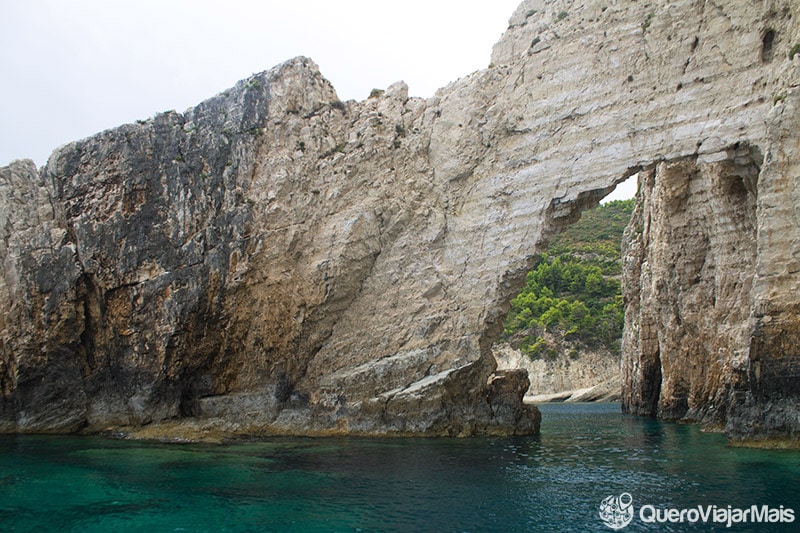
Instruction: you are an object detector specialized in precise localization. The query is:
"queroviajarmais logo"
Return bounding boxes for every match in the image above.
[599,492,634,529]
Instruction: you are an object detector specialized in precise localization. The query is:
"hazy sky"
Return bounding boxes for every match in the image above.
[0,0,635,201]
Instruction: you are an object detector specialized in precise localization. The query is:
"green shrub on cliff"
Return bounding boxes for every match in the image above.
[503,199,634,356]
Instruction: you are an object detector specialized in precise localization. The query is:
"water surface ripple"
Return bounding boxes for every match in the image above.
[1,404,797,531]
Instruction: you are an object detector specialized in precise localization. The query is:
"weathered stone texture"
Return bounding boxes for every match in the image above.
[1,0,799,443]
[494,342,621,401]
[622,93,800,446]
[622,152,760,423]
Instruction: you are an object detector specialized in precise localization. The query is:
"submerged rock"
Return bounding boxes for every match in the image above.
[1,0,799,444]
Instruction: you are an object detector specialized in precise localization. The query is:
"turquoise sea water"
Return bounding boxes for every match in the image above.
[1,403,798,532]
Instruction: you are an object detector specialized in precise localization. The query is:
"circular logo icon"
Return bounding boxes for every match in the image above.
[599,492,634,529]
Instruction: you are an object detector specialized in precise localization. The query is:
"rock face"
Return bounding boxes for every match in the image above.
[622,105,800,446]
[0,60,542,438]
[1,0,799,443]
[494,343,621,402]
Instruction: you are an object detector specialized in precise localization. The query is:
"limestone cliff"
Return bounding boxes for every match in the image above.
[622,100,800,446]
[494,343,621,402]
[1,0,799,444]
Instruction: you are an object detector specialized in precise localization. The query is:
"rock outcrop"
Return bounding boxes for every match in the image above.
[622,101,800,447]
[1,0,799,444]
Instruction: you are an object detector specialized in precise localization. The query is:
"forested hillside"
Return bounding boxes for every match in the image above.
[502,199,635,358]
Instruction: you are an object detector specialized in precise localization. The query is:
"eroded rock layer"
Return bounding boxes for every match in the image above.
[1,0,799,442]
[622,105,800,446]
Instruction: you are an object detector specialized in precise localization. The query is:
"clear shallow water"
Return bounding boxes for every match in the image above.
[0,403,797,532]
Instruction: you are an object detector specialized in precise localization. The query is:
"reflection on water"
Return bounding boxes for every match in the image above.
[0,404,797,532]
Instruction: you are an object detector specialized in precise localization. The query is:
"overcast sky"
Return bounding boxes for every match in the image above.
[0,0,635,201]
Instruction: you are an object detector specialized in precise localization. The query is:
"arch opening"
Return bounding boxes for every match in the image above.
[493,175,638,403]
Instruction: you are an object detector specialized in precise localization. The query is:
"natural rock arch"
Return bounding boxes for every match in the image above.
[1,0,799,445]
